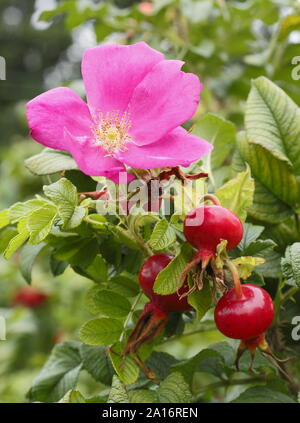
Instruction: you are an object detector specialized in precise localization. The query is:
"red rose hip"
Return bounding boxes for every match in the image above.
[214,284,274,340]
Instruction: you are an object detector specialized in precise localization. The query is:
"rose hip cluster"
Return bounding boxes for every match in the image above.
[125,196,276,374]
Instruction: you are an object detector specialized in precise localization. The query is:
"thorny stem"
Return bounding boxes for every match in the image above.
[225,259,243,298]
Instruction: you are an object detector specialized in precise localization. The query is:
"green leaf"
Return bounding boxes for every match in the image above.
[148,218,177,251]
[145,352,179,380]
[85,254,108,283]
[27,205,57,244]
[28,342,82,403]
[246,77,300,174]
[232,387,296,403]
[43,178,78,228]
[153,243,194,295]
[80,344,114,385]
[0,228,18,254]
[232,256,265,279]
[59,390,86,403]
[66,206,87,229]
[237,223,264,251]
[0,209,10,229]
[157,372,192,403]
[188,279,212,320]
[80,318,123,346]
[20,243,45,284]
[25,148,78,176]
[109,275,140,298]
[281,243,300,287]
[110,225,139,250]
[215,166,254,222]
[9,199,47,223]
[109,342,139,386]
[194,113,236,169]
[3,218,29,259]
[107,376,129,403]
[128,389,158,403]
[241,239,276,257]
[89,289,131,318]
[171,349,223,385]
[256,251,282,278]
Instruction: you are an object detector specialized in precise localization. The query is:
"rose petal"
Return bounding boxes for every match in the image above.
[26,87,92,151]
[82,42,164,115]
[116,126,213,168]
[127,60,202,146]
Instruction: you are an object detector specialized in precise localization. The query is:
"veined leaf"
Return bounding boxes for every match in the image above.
[28,342,82,403]
[281,243,300,287]
[3,218,30,259]
[107,376,129,403]
[27,205,57,244]
[89,289,131,318]
[246,76,300,173]
[25,148,78,176]
[153,243,194,295]
[44,178,78,228]
[215,166,254,222]
[80,318,123,346]
[148,218,176,251]
[109,342,139,386]
[157,372,192,403]
[9,199,47,224]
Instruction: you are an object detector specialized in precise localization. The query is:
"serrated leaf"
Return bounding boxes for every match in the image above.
[241,239,276,257]
[145,352,179,380]
[9,199,47,224]
[80,344,114,385]
[20,243,45,284]
[232,387,296,403]
[215,166,254,222]
[25,148,78,175]
[157,372,192,403]
[27,205,57,244]
[28,342,82,403]
[237,223,265,251]
[109,275,140,298]
[0,228,18,254]
[107,376,129,403]
[90,289,131,318]
[0,209,10,229]
[80,318,123,346]
[237,132,295,223]
[148,218,176,250]
[3,218,29,259]
[232,256,265,279]
[246,77,300,174]
[128,389,158,403]
[153,243,194,295]
[109,342,139,386]
[281,243,300,287]
[44,178,78,228]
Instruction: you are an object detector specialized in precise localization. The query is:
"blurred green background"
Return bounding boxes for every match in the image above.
[1,0,300,402]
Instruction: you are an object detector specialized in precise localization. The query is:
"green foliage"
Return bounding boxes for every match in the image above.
[79,318,123,346]
[281,243,300,287]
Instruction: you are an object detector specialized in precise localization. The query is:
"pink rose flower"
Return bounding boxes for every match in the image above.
[26,42,212,182]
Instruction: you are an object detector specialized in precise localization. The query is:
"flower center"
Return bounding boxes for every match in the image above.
[92,111,131,155]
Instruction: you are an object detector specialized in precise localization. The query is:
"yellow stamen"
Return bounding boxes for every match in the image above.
[91,110,131,155]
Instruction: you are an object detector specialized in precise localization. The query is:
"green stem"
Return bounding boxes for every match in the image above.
[225,259,243,298]
[119,291,144,343]
[192,376,269,402]
[159,323,216,345]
